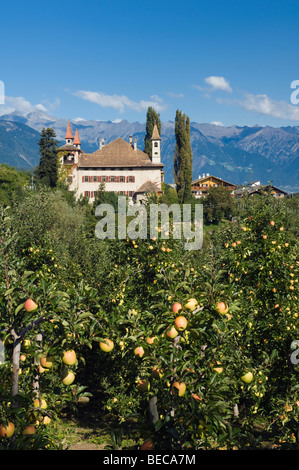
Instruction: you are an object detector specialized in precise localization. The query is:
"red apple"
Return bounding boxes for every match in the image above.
[172,302,182,314]
[174,315,188,331]
[270,220,275,226]
[140,439,154,450]
[24,299,37,312]
[62,350,77,366]
[216,301,229,314]
[134,346,145,358]
[0,422,15,438]
[146,336,157,345]
[23,425,36,435]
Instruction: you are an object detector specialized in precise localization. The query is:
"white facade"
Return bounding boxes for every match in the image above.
[58,122,164,203]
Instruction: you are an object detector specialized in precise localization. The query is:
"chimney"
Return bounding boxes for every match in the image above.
[100,138,105,149]
[129,135,133,145]
[134,138,137,151]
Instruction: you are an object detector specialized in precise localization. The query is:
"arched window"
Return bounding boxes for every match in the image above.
[154,142,158,147]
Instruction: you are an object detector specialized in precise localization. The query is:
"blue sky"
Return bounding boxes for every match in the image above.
[1,0,299,127]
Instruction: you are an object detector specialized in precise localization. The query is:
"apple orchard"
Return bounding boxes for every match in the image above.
[0,188,298,450]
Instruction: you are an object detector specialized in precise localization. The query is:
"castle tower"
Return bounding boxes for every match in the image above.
[73,129,81,149]
[65,120,74,145]
[151,121,161,164]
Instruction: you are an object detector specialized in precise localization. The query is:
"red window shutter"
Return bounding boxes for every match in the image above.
[98,176,101,182]
[88,176,92,182]
[82,176,84,183]
[126,176,129,183]
[133,176,135,183]
[91,191,94,198]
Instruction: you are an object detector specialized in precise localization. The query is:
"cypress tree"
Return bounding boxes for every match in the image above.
[173,110,193,203]
[144,107,161,158]
[35,128,58,188]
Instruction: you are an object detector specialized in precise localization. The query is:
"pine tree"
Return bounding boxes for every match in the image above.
[144,107,161,158]
[35,128,58,188]
[173,110,193,203]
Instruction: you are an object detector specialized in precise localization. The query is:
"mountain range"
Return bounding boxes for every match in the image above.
[0,111,298,192]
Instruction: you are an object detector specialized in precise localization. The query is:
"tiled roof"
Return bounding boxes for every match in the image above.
[135,179,160,193]
[191,175,237,187]
[57,144,80,152]
[73,129,81,145]
[78,137,164,168]
[65,121,73,139]
[151,122,161,140]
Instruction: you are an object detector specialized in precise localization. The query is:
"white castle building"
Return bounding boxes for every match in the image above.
[58,121,164,203]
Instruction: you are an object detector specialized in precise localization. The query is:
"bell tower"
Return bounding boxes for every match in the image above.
[151,121,161,164]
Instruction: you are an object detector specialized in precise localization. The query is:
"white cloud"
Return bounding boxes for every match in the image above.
[73,90,167,114]
[238,92,299,121]
[0,96,49,116]
[204,76,232,93]
[194,76,232,94]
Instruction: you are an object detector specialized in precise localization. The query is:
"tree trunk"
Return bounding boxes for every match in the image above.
[33,333,42,398]
[11,332,21,401]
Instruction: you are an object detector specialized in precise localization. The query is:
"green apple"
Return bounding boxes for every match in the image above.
[241,371,253,384]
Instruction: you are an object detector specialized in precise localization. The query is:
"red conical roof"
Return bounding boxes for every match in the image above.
[73,129,81,145]
[65,121,74,139]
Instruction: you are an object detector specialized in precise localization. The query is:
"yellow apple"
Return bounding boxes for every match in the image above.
[99,339,114,352]
[62,350,77,366]
[184,298,198,311]
[61,369,75,386]
[33,398,47,409]
[166,325,179,340]
[172,381,186,397]
[40,355,54,369]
